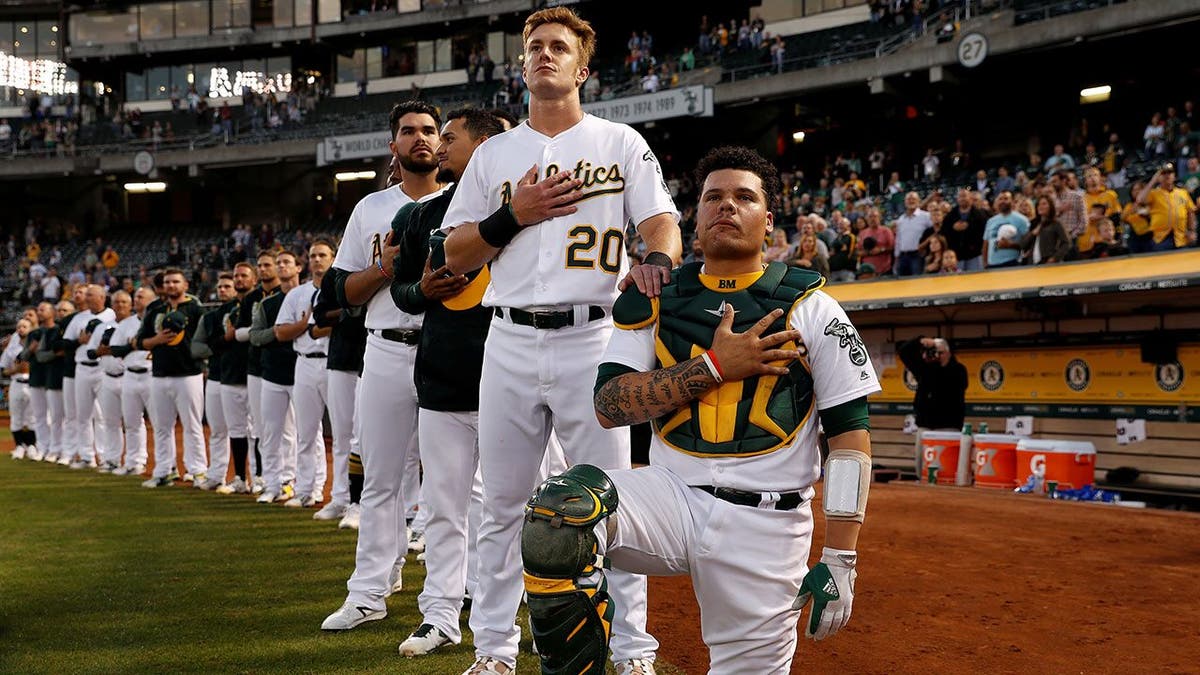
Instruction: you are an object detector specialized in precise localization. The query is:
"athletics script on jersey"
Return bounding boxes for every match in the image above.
[500,160,626,208]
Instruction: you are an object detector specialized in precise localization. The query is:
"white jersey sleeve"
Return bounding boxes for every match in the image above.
[0,332,20,370]
[63,311,89,341]
[621,132,679,228]
[441,146,491,232]
[276,284,311,326]
[601,325,656,373]
[790,291,881,409]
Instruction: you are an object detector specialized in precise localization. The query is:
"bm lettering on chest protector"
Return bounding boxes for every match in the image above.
[618,263,824,457]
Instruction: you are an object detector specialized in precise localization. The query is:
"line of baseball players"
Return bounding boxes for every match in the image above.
[3,252,428,543]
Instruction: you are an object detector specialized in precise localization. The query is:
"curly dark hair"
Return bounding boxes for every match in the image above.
[388,100,442,140]
[693,145,781,211]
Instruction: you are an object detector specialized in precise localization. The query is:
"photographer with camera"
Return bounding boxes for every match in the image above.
[1137,162,1197,251]
[898,335,968,473]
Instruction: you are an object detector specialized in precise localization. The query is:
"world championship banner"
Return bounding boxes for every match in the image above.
[877,345,1199,407]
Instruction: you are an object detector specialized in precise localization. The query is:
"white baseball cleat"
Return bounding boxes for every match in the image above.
[216,477,250,495]
[384,562,403,597]
[12,446,26,460]
[251,477,265,494]
[96,461,119,474]
[256,491,278,504]
[408,529,426,554]
[26,447,43,461]
[284,494,319,508]
[398,623,453,657]
[461,656,513,675]
[56,455,71,466]
[313,502,347,521]
[338,503,361,530]
[614,658,657,675]
[320,601,386,631]
[275,484,295,503]
[199,477,224,490]
[113,463,146,477]
[141,475,172,488]
[182,473,195,482]
[68,460,91,470]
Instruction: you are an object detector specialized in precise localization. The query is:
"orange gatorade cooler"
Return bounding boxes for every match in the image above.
[1015,439,1097,490]
[920,431,962,485]
[973,434,1019,489]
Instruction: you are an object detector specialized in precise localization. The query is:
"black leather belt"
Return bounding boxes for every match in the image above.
[80,360,100,367]
[495,306,606,330]
[370,329,421,345]
[694,485,806,511]
[105,372,123,378]
[13,376,28,383]
[300,352,327,359]
[127,367,149,374]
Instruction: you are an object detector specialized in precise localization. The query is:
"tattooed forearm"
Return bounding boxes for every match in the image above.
[595,358,718,427]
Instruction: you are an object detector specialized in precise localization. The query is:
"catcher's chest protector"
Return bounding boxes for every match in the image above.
[654,262,823,458]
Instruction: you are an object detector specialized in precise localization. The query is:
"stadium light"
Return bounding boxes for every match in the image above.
[1080,85,1111,104]
[334,171,377,182]
[792,131,806,143]
[124,182,167,193]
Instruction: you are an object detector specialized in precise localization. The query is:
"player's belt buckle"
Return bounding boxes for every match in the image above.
[695,485,805,511]
[531,311,568,329]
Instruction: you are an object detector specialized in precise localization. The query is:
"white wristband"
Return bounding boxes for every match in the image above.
[700,351,723,383]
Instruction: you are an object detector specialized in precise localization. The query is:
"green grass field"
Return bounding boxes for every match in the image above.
[0,438,555,675]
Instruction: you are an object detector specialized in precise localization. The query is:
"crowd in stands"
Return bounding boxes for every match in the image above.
[4,221,334,311]
[625,100,1199,284]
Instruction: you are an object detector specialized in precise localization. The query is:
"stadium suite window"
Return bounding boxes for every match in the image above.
[336,51,363,83]
[174,1,210,37]
[213,0,252,29]
[126,72,148,101]
[139,3,174,40]
[148,66,170,99]
[317,0,340,24]
[70,11,138,45]
[0,23,12,54]
[38,20,57,58]
[12,23,31,57]
[275,0,313,27]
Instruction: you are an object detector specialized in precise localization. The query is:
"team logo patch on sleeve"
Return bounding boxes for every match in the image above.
[823,318,867,366]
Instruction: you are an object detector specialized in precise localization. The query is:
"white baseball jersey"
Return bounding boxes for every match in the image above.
[82,318,121,376]
[112,315,151,371]
[0,331,23,371]
[602,288,880,491]
[277,280,328,356]
[65,308,116,363]
[442,114,679,310]
[333,184,446,331]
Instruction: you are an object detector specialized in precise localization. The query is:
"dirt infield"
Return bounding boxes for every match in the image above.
[647,482,1200,674]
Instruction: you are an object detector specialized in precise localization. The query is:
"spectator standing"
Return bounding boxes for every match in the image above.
[763,229,793,263]
[1102,133,1125,174]
[897,189,931,276]
[1137,163,1197,251]
[790,232,830,278]
[1050,168,1087,238]
[858,209,894,275]
[921,148,940,182]
[1042,144,1075,173]
[923,234,948,273]
[943,188,987,271]
[1021,197,1071,265]
[102,246,120,272]
[41,267,62,301]
[1083,172,1120,220]
[982,191,1029,268]
[1121,180,1153,253]
[827,216,858,282]
[1144,113,1166,158]
[898,335,968,474]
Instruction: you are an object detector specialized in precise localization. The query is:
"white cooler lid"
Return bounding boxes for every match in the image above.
[1016,439,1096,454]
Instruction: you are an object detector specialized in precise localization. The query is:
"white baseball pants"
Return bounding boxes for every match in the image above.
[98,374,126,466]
[292,357,329,500]
[259,379,297,494]
[148,374,206,479]
[204,381,230,483]
[345,335,419,609]
[470,317,655,667]
[47,388,65,457]
[601,465,815,675]
[247,375,262,476]
[28,387,51,456]
[220,384,250,479]
[415,408,484,643]
[120,371,151,470]
[75,365,112,464]
[9,380,32,432]
[325,369,359,506]
[62,376,78,460]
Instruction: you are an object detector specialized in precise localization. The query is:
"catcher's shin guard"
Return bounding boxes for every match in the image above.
[522,464,619,675]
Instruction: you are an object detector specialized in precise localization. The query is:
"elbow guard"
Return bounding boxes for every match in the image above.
[823,449,871,523]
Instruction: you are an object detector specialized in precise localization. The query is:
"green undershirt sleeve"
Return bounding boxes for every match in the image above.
[818,396,871,438]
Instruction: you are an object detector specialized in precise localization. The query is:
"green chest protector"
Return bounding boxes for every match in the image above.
[614,261,824,458]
